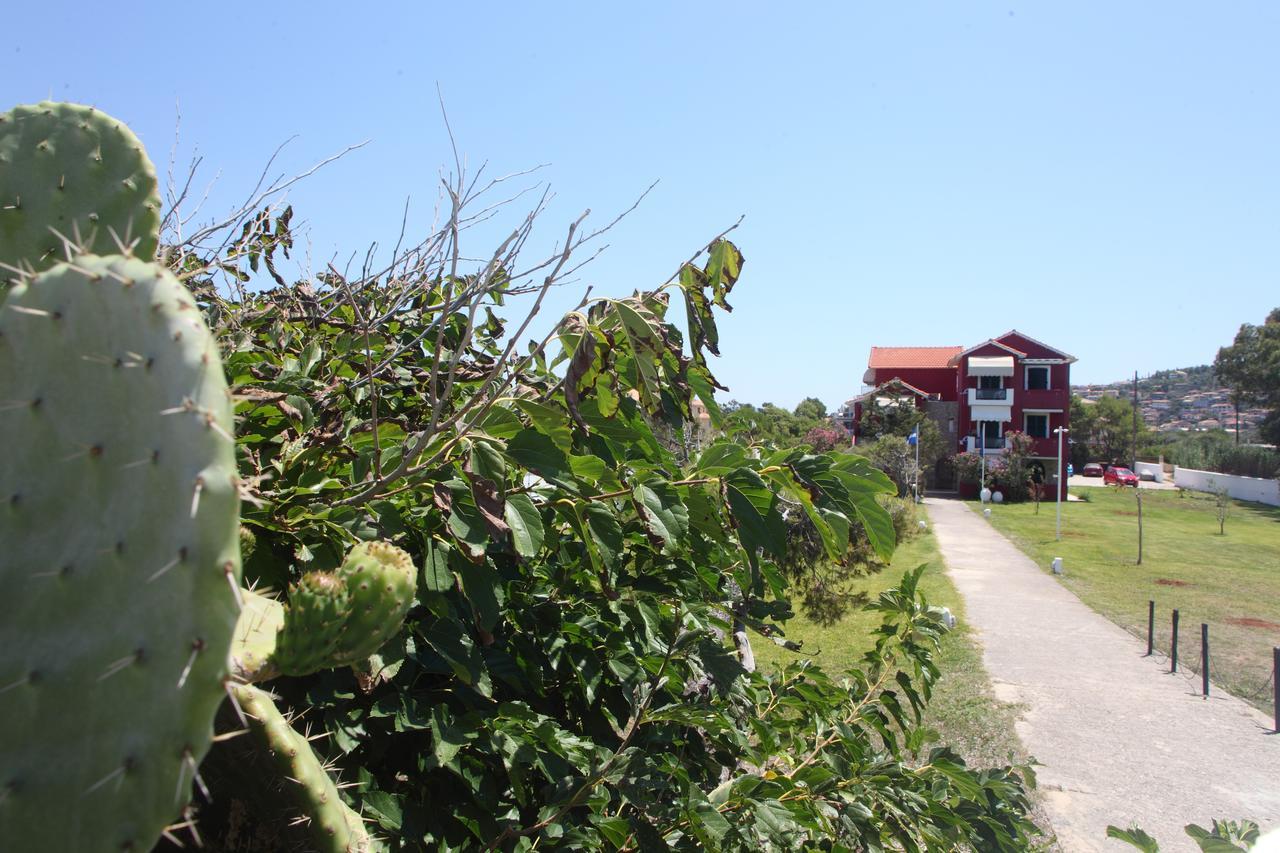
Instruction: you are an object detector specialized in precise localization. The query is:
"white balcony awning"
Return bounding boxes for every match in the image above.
[968,356,1014,377]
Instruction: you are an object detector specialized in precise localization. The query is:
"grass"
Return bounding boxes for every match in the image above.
[975,486,1280,714]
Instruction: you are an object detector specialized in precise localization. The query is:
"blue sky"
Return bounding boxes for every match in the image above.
[6,2,1278,410]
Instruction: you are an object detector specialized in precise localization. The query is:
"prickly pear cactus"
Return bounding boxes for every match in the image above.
[230,587,285,682]
[233,684,370,853]
[0,255,240,850]
[0,103,161,284]
[332,541,417,665]
[230,543,416,682]
[274,571,350,676]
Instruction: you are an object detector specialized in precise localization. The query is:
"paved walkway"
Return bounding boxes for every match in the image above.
[923,497,1280,852]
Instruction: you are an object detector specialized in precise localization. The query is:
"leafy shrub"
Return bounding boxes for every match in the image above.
[143,150,1037,849]
[953,451,985,486]
[880,495,922,544]
[1161,432,1280,479]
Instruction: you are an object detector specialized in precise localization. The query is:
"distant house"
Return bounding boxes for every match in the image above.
[849,330,1076,496]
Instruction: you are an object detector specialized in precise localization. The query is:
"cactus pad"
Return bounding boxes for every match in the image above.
[331,541,417,666]
[274,571,350,676]
[233,684,370,853]
[230,588,285,682]
[0,255,240,850]
[0,103,161,283]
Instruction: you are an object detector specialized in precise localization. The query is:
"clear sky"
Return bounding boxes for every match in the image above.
[5,2,1278,410]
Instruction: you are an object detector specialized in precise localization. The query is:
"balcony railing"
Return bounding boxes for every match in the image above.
[965,436,1009,452]
[974,388,1009,401]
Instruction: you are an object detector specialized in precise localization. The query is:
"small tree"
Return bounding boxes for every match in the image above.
[1215,487,1231,535]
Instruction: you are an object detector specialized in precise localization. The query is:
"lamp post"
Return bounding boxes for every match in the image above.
[1054,426,1069,540]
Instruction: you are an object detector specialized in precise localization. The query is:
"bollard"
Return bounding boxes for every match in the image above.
[1171,609,1180,673]
[1152,596,1162,655]
[1201,623,1209,697]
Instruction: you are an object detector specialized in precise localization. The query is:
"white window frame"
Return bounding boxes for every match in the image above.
[1025,365,1051,391]
[1024,412,1050,439]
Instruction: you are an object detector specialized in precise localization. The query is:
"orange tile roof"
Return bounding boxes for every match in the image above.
[867,346,963,369]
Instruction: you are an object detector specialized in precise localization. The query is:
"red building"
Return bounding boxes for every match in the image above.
[840,331,1076,497]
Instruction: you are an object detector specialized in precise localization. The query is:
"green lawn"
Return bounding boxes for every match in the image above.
[975,487,1280,714]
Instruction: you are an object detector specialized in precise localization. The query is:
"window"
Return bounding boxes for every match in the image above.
[978,375,1002,390]
[1025,413,1049,438]
[1026,366,1050,390]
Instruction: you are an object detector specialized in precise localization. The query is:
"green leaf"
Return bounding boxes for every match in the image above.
[694,441,748,476]
[688,369,724,427]
[1106,826,1161,852]
[515,399,573,452]
[467,439,507,483]
[478,405,524,440]
[503,493,544,558]
[724,467,785,559]
[1185,821,1257,852]
[583,502,623,568]
[594,376,619,417]
[421,539,455,593]
[505,429,573,485]
[569,454,608,484]
[455,560,502,633]
[632,480,689,554]
[436,479,490,561]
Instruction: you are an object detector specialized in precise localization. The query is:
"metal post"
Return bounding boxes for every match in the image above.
[1171,609,1180,673]
[979,419,986,492]
[1146,600,1154,656]
[1201,624,1210,696]
[1054,426,1068,541]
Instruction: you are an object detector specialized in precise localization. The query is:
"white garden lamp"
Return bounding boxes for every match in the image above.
[1054,426,1069,541]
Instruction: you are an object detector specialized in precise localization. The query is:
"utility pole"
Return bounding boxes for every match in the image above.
[1132,370,1139,472]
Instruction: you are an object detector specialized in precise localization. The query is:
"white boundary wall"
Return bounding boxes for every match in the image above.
[1134,461,1164,483]
[1173,466,1280,506]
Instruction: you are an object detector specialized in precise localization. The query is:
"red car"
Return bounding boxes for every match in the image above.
[1104,466,1139,487]
[1082,462,1104,477]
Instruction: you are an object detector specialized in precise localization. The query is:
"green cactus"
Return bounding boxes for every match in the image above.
[331,540,417,665]
[232,683,370,853]
[230,587,285,682]
[274,571,351,676]
[0,255,240,850]
[230,542,417,681]
[0,103,161,286]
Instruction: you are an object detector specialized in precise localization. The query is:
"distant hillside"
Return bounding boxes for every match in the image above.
[1072,365,1265,437]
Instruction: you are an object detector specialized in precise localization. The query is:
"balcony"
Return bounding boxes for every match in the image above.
[968,387,1012,404]
[967,387,1014,422]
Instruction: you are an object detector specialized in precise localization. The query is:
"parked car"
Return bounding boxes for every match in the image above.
[1082,462,1104,477]
[1104,466,1139,487]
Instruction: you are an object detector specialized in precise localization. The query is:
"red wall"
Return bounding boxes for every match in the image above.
[867,367,959,401]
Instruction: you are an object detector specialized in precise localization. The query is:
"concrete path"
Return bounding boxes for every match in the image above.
[923,496,1280,852]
